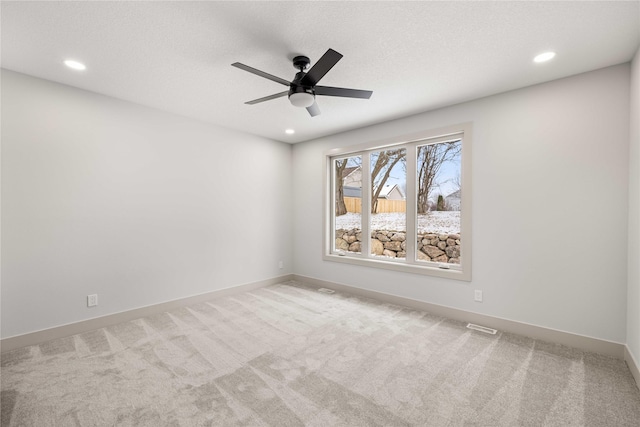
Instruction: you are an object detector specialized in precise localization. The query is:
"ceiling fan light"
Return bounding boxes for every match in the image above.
[289,92,315,108]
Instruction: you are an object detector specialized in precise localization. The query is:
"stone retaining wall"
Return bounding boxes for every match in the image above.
[335,228,461,264]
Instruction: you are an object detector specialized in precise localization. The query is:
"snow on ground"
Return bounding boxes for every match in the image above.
[335,211,460,235]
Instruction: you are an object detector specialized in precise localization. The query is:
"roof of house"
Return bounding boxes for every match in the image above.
[445,190,461,199]
[378,184,404,199]
[344,186,362,198]
[342,166,360,179]
[343,184,405,199]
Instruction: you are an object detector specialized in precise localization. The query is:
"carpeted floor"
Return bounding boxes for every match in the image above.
[1,280,639,426]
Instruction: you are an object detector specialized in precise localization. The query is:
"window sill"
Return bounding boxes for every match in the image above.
[323,252,471,281]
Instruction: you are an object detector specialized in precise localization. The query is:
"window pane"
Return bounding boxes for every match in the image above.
[334,156,362,254]
[416,140,462,264]
[370,148,406,259]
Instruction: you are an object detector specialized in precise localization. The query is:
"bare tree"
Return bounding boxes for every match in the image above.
[335,159,348,216]
[452,173,461,193]
[441,172,461,195]
[371,149,405,214]
[417,141,461,214]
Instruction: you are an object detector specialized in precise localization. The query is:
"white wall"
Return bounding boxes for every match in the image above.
[293,64,631,343]
[628,47,640,363]
[1,70,293,338]
[3,61,636,348]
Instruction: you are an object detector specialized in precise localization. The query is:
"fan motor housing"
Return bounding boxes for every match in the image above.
[292,55,310,71]
[288,81,314,104]
[289,71,314,96]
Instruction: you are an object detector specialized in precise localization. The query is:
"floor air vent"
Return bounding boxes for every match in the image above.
[466,323,497,335]
[317,288,335,294]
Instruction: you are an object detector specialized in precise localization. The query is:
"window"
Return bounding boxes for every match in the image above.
[324,123,471,281]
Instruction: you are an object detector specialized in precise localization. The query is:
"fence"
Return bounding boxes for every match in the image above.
[344,197,406,214]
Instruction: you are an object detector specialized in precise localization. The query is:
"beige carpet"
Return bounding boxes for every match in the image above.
[2,280,639,426]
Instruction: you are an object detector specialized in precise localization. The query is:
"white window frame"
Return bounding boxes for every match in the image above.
[323,123,472,281]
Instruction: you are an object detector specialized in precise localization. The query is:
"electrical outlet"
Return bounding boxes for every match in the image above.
[87,294,98,307]
[474,290,483,302]
[278,260,283,269]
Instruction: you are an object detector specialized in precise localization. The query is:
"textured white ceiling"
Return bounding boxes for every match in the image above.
[2,1,639,143]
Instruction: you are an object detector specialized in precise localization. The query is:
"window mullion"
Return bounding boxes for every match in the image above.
[405,144,417,264]
[361,151,371,258]
[329,158,336,255]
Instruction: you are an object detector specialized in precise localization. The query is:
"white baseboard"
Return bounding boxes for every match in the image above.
[625,345,640,391]
[2,273,629,366]
[293,274,625,359]
[1,274,294,353]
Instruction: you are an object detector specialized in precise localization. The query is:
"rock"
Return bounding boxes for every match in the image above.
[446,238,456,247]
[384,241,402,251]
[449,234,460,240]
[397,251,406,258]
[430,238,439,246]
[382,249,397,258]
[376,233,390,242]
[437,241,447,250]
[422,245,445,258]
[371,239,384,255]
[439,234,449,241]
[417,251,430,261]
[391,232,406,241]
[335,238,349,251]
[449,257,460,264]
[445,246,460,258]
[433,254,448,263]
[356,232,363,241]
[424,234,437,239]
[344,235,357,244]
[401,240,407,250]
[349,242,361,252]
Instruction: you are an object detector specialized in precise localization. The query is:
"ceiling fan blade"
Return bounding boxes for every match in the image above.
[306,101,321,117]
[231,62,291,86]
[300,49,343,86]
[315,86,373,99]
[245,91,288,105]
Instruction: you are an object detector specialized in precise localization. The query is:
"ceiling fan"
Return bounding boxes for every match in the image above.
[231,48,373,117]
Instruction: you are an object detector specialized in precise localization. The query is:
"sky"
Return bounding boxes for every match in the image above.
[343,140,461,200]
[378,145,461,199]
[386,157,460,199]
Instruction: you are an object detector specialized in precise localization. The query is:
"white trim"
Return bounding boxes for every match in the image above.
[322,253,470,280]
[293,274,625,359]
[625,345,640,391]
[323,123,472,281]
[2,274,632,370]
[362,151,372,256]
[0,274,293,353]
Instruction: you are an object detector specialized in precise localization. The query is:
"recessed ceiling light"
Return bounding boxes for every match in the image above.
[533,52,556,63]
[285,129,295,135]
[64,59,86,71]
